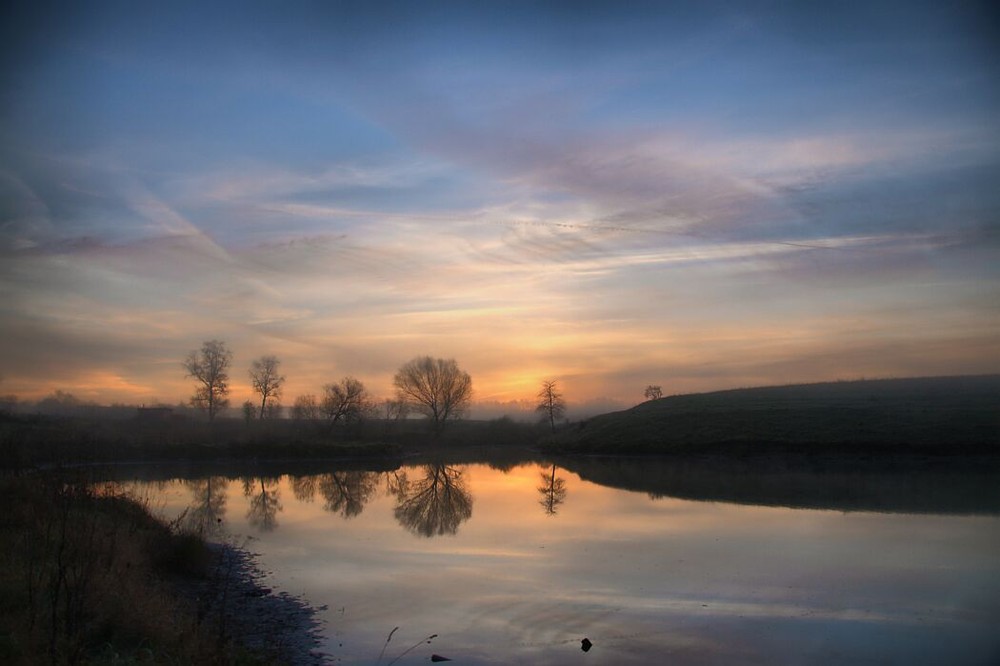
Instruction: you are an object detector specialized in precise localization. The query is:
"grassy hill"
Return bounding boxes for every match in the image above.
[542,375,1000,456]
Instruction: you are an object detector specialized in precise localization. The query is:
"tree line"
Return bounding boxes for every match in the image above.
[183,340,474,434]
[0,342,661,425]
[182,340,664,431]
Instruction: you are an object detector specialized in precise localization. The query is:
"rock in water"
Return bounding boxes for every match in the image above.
[581,638,593,652]
[430,655,452,662]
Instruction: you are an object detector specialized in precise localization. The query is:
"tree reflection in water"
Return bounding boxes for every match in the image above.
[394,464,473,537]
[242,476,282,531]
[318,472,379,518]
[290,471,385,518]
[537,464,567,515]
[183,477,228,536]
[291,475,318,503]
[383,470,410,503]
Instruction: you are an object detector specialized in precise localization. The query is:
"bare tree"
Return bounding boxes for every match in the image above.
[393,356,472,434]
[322,377,372,426]
[381,397,410,422]
[644,385,663,401]
[183,339,232,420]
[241,399,255,424]
[536,379,566,432]
[264,400,283,420]
[35,390,84,416]
[249,355,284,419]
[291,394,320,421]
[379,397,411,435]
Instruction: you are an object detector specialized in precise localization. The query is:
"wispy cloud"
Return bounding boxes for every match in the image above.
[0,1,997,404]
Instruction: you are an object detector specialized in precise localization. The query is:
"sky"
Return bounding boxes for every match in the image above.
[1,1,998,413]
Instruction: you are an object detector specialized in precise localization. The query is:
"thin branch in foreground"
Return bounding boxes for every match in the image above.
[376,626,399,665]
[386,632,438,665]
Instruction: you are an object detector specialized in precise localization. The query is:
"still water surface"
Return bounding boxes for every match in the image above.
[126,461,999,664]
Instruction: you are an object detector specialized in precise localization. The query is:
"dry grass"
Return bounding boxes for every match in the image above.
[0,474,268,665]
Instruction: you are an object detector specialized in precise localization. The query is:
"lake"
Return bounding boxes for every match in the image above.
[115,458,1000,664]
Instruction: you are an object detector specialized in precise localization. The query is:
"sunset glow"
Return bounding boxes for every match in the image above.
[1,2,997,412]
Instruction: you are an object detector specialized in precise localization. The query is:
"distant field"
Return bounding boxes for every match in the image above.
[542,375,1000,456]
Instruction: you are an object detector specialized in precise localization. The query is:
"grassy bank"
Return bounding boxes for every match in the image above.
[0,474,307,665]
[0,414,404,471]
[0,410,548,471]
[5,375,997,468]
[542,375,1000,456]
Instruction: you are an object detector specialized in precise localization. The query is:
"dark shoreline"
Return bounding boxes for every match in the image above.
[554,453,1000,515]
[196,543,328,665]
[0,474,330,665]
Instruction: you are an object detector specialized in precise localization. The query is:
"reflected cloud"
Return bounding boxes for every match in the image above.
[394,464,473,537]
[118,460,1000,664]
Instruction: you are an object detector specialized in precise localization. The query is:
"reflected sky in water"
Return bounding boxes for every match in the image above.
[140,462,1000,664]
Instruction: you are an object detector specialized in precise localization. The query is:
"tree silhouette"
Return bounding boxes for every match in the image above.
[183,339,232,420]
[644,385,663,400]
[241,400,255,424]
[263,400,283,419]
[393,357,472,434]
[35,390,84,416]
[394,464,473,536]
[537,464,568,515]
[242,476,282,532]
[322,377,372,428]
[291,394,320,421]
[249,355,285,419]
[379,398,410,435]
[536,380,566,432]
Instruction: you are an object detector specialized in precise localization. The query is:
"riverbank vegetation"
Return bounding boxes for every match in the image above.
[3,376,996,471]
[0,410,546,472]
[0,474,306,664]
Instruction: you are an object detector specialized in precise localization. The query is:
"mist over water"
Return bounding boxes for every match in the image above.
[122,460,1000,664]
